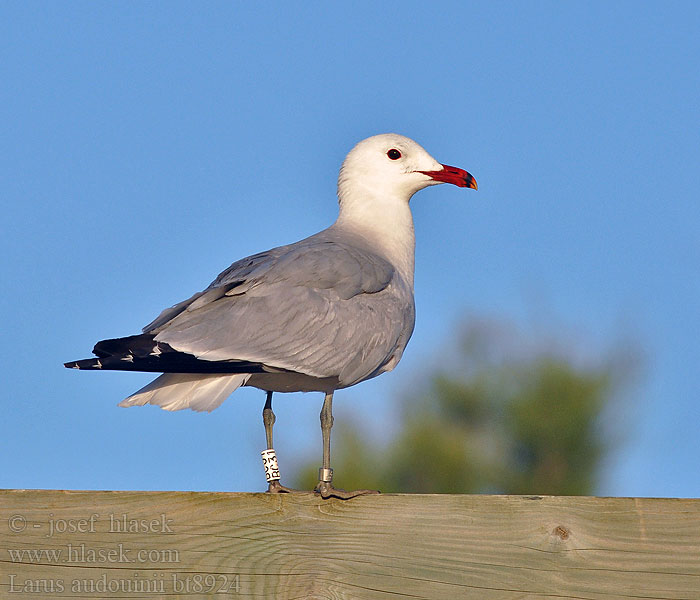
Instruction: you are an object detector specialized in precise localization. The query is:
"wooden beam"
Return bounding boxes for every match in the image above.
[1,490,698,598]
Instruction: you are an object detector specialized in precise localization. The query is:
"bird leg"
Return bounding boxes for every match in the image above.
[261,391,297,493]
[314,391,380,499]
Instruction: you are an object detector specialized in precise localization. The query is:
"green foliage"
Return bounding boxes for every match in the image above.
[295,319,631,495]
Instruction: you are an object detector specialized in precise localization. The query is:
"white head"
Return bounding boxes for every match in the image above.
[337,133,476,203]
[333,134,477,283]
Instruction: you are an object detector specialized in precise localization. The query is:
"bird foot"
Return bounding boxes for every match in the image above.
[314,481,380,500]
[266,480,301,494]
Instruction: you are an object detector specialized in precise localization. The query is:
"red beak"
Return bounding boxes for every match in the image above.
[418,164,477,190]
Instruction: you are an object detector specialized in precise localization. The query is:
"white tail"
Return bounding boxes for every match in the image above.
[119,373,250,412]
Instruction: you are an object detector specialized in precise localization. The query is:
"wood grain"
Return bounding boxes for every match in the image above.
[1,491,699,599]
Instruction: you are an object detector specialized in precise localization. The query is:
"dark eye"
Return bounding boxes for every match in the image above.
[387,149,402,160]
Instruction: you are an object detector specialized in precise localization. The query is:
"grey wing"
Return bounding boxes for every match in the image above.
[143,247,288,333]
[149,237,413,386]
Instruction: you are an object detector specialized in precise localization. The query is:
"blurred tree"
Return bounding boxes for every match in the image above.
[294,318,635,495]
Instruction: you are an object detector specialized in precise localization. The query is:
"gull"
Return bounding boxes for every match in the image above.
[65,133,477,499]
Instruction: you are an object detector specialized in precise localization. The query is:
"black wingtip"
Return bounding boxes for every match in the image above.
[64,358,102,370]
[64,350,271,374]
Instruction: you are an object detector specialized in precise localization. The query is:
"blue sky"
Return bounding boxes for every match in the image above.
[2,2,698,497]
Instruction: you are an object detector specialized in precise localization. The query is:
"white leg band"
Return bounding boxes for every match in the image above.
[261,448,281,482]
